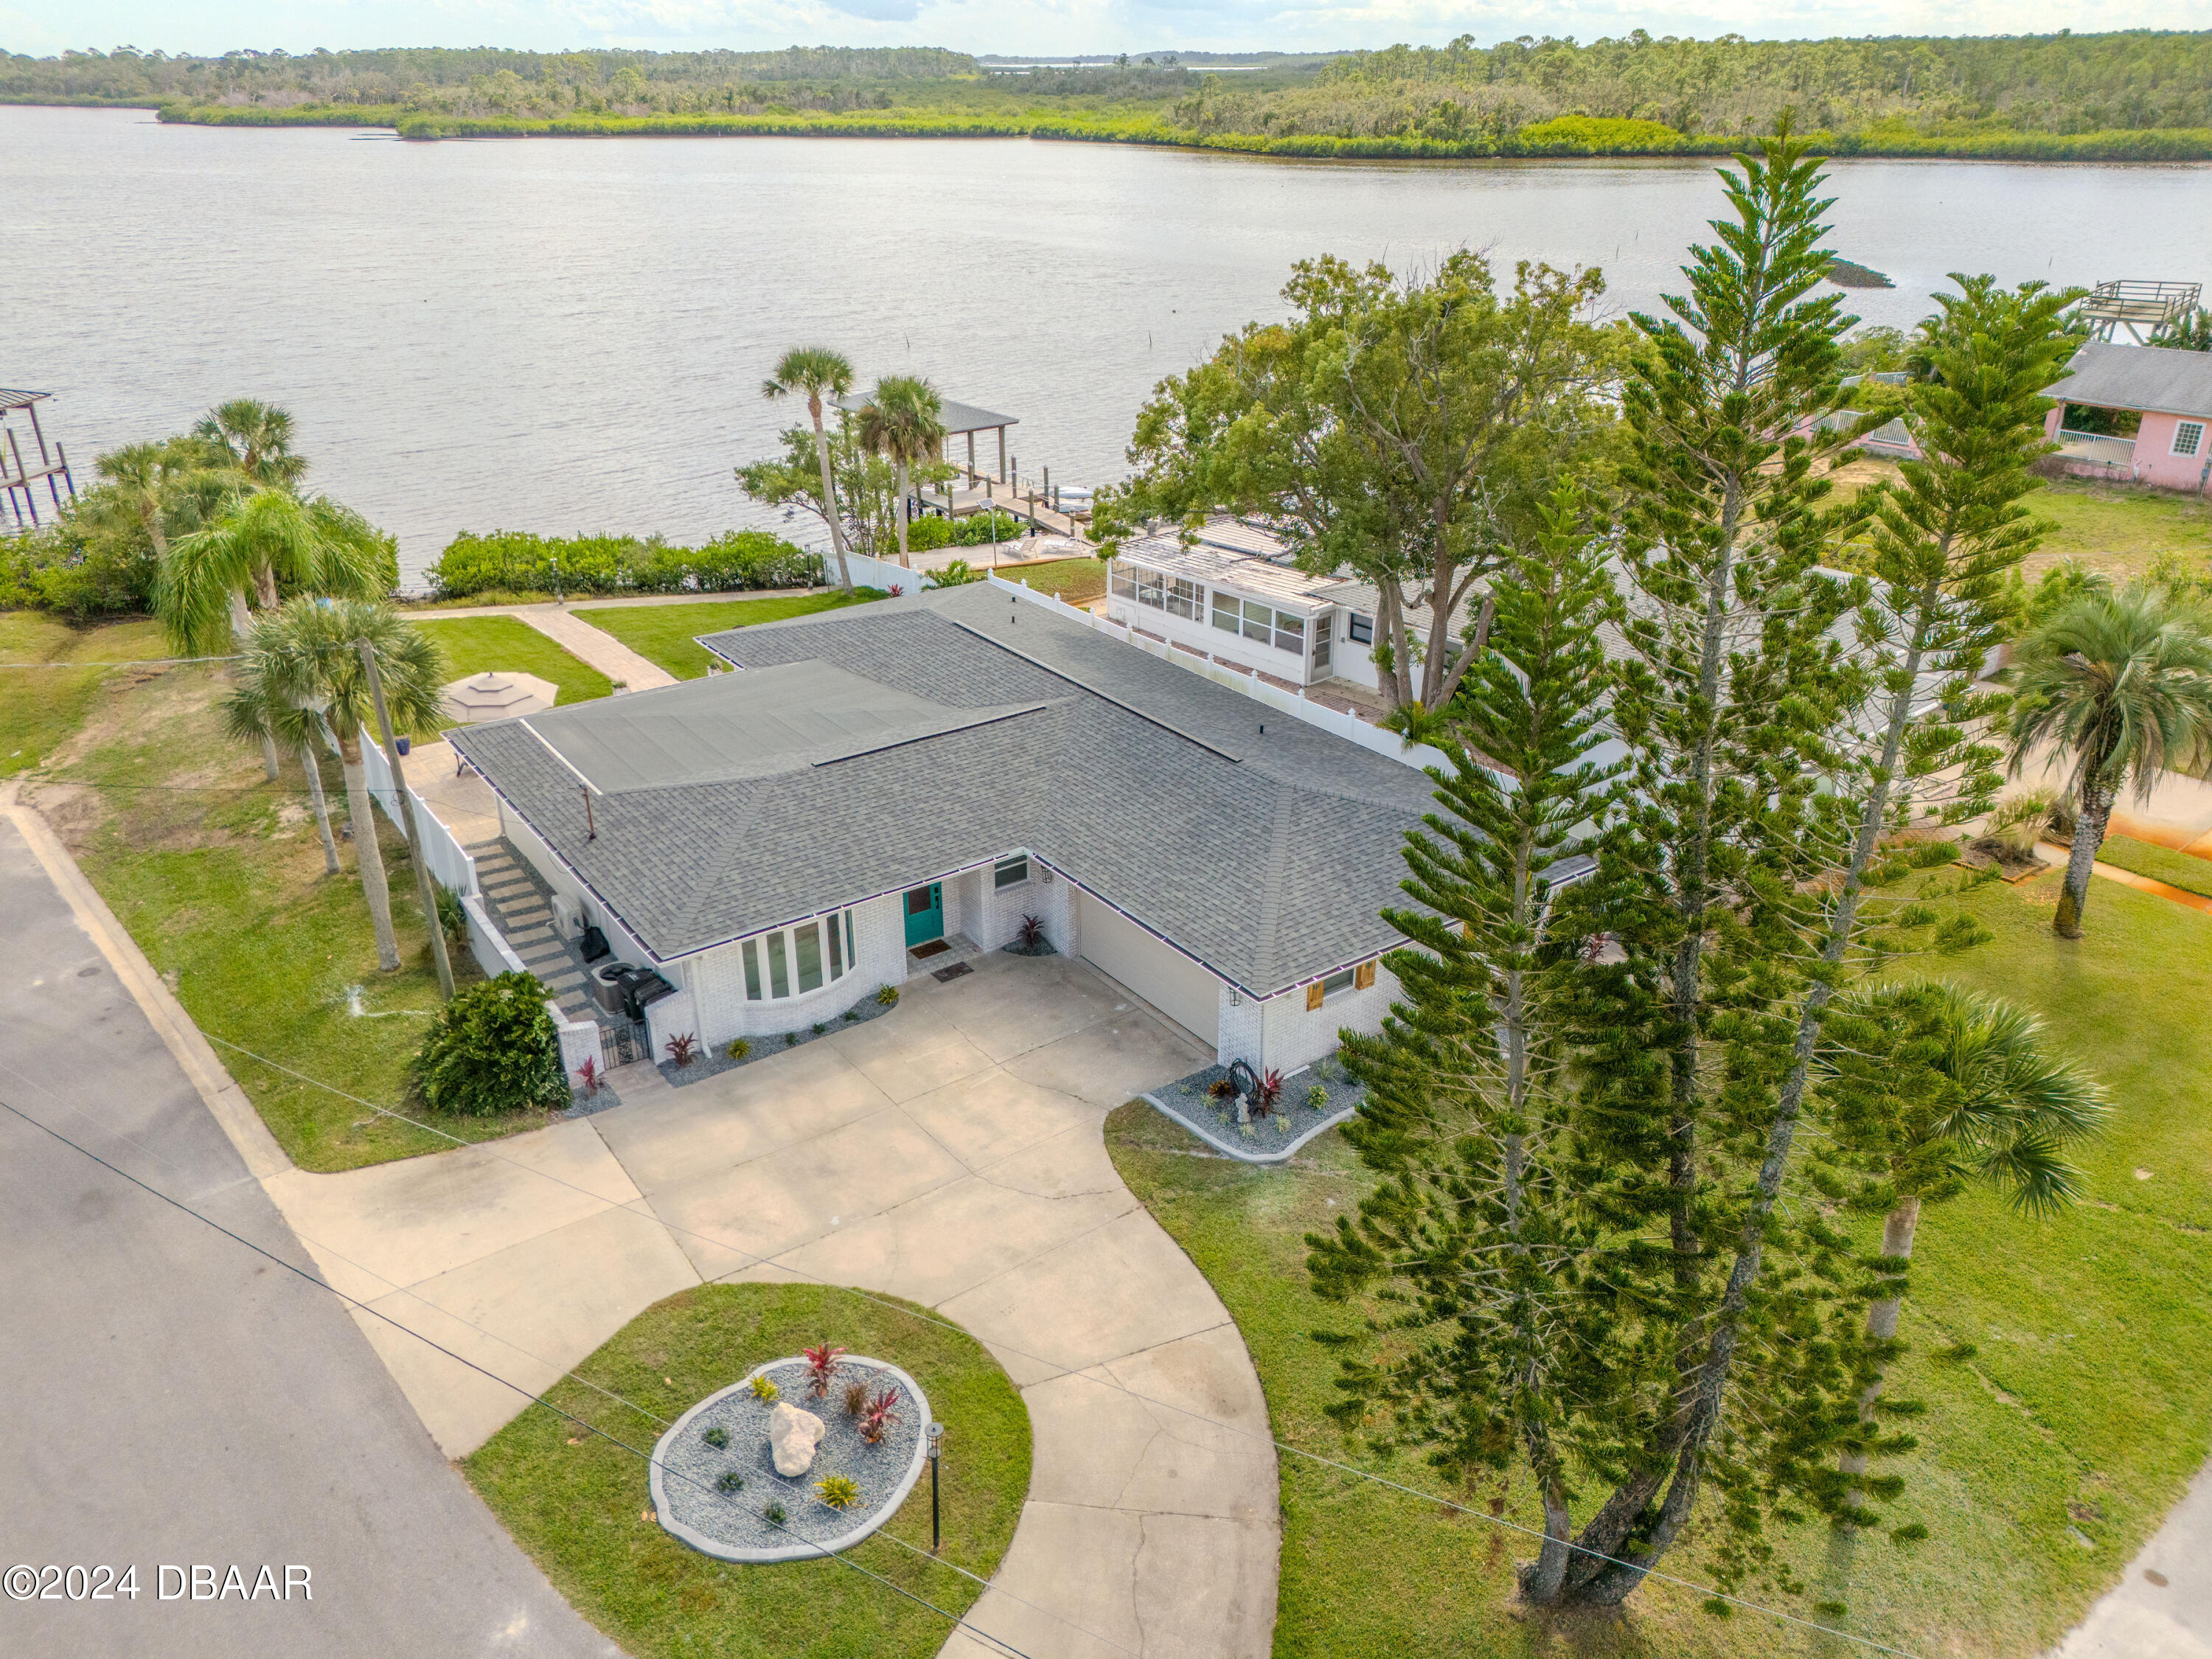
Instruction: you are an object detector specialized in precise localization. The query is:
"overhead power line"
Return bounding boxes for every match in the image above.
[198,1033,1935,1659]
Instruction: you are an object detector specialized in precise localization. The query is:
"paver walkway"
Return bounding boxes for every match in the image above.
[516,606,678,690]
[254,949,1279,1659]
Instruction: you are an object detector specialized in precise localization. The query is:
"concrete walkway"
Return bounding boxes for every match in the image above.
[248,949,1279,1659]
[511,607,678,691]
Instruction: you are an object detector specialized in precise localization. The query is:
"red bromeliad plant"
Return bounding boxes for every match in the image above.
[1251,1068,1285,1117]
[801,1341,847,1399]
[858,1386,902,1445]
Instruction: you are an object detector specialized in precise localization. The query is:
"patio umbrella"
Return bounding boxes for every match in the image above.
[439,670,557,726]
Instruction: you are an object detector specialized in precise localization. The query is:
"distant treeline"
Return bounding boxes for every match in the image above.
[13,32,2212,159]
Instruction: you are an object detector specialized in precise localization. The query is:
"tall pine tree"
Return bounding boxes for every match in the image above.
[1310,481,1622,1601]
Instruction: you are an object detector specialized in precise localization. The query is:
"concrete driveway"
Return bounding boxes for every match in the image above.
[261,949,1281,1659]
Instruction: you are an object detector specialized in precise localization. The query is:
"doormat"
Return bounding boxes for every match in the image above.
[909,939,952,960]
[931,961,973,983]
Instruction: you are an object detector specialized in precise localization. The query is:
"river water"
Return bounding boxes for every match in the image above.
[8,105,2209,589]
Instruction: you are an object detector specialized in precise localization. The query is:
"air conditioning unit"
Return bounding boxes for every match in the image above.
[552,894,583,939]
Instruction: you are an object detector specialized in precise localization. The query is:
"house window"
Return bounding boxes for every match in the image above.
[995,854,1029,889]
[844,910,858,973]
[1211,591,1240,634]
[1313,614,1332,670]
[793,922,824,993]
[1167,577,1200,620]
[766,931,790,998]
[2177,422,2207,458]
[1321,967,1355,999]
[828,913,844,978]
[1242,599,1273,644]
[1136,569,1166,608]
[1111,563,1137,599]
[742,938,762,1001]
[1347,611,1374,645]
[1273,611,1305,655]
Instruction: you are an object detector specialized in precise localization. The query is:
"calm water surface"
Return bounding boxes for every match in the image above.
[9,105,2209,588]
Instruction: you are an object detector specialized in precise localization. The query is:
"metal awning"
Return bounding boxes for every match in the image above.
[835,394,1017,435]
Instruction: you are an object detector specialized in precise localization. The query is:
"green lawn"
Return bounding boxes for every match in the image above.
[1105,865,2212,1658]
[467,1283,1031,1659]
[2030,480,2212,578]
[412,614,613,707]
[1,613,167,776]
[996,555,1108,608]
[574,592,877,680]
[10,615,560,1170]
[2089,831,2212,897]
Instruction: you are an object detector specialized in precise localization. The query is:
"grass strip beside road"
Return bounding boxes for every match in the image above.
[574,590,874,679]
[412,614,614,707]
[1105,866,2212,1658]
[467,1283,1030,1659]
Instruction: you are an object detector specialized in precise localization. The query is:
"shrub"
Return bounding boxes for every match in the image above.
[1987,790,2061,857]
[903,514,953,552]
[434,883,469,947]
[815,1475,861,1510]
[574,1055,601,1097]
[725,1037,751,1062]
[408,971,567,1116]
[425,528,821,601]
[664,1032,700,1067]
[875,984,900,1008]
[784,1032,799,1046]
[703,1425,729,1448]
[715,1470,744,1493]
[801,1341,846,1399]
[1306,1083,1329,1110]
[953,508,1020,546]
[842,1380,870,1416]
[811,1021,826,1035]
[763,1501,787,1526]
[748,1374,779,1402]
[1250,1068,1285,1119]
[929,557,983,588]
[1207,1077,1237,1099]
[1016,913,1046,950]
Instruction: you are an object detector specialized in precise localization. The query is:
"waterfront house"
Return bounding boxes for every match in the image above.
[1103,520,1481,700]
[2041,341,2212,493]
[448,581,1438,1079]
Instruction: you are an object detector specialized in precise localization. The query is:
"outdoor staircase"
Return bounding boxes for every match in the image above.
[467,838,597,1023]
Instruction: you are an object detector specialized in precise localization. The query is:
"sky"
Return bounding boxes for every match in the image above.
[4,1,2175,61]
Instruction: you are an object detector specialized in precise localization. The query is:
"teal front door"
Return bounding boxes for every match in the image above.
[903,883,944,947]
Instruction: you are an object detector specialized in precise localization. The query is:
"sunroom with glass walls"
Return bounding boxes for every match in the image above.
[680,891,907,1049]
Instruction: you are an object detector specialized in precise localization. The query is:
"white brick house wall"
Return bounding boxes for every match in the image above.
[672,892,906,1051]
[1211,957,1399,1078]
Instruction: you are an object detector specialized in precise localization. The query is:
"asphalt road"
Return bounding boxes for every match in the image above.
[0,815,619,1659]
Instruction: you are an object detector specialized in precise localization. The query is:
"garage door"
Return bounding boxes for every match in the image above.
[1077,891,1221,1050]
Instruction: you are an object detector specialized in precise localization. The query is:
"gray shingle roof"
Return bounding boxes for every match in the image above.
[451,583,1439,995]
[2044,341,2212,421]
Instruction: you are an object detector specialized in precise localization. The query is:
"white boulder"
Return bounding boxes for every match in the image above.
[768,1402,826,1476]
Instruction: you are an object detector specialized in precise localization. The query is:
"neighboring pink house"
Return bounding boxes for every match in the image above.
[2042,340,2212,494]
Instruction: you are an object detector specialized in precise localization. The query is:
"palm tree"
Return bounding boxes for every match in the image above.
[220,599,446,971]
[195,398,308,490]
[1824,979,2105,1502]
[2008,584,2212,936]
[224,663,343,877]
[762,348,856,596]
[156,488,393,653]
[854,375,946,568]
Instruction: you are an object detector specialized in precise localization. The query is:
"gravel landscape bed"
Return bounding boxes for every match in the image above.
[655,989,897,1088]
[1142,1051,1366,1164]
[650,1355,930,1563]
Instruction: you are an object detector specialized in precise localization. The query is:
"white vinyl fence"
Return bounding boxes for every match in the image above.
[358,737,479,897]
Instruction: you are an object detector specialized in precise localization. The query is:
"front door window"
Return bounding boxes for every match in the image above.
[903,883,944,947]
